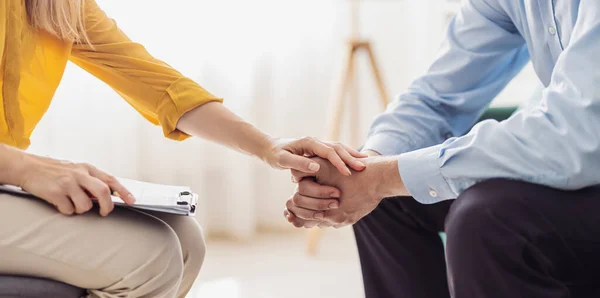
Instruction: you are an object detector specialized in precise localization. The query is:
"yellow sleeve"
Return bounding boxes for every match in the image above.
[69,0,222,141]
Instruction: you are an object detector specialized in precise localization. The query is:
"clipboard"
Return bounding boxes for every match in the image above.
[116,189,198,216]
[0,178,198,216]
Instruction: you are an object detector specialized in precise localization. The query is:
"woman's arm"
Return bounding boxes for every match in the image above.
[177,102,366,175]
[71,0,365,174]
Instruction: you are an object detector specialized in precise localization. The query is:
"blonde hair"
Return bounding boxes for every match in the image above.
[25,0,90,44]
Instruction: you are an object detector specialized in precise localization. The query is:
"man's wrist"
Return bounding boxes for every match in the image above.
[367,156,407,198]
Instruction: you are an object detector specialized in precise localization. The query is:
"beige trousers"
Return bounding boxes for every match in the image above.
[0,193,206,298]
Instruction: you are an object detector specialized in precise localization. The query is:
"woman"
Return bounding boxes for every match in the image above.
[0,1,365,297]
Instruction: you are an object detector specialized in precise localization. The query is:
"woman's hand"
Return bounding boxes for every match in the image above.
[14,154,135,216]
[176,103,367,175]
[262,137,368,175]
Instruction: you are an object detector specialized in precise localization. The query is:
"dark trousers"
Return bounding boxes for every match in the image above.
[353,179,600,298]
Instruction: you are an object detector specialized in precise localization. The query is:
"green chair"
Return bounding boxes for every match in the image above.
[477,106,518,122]
[439,106,518,246]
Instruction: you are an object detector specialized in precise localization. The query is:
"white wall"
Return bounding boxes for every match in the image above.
[27,0,540,238]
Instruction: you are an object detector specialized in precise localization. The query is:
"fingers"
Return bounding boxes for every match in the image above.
[326,142,367,172]
[284,179,341,228]
[86,165,135,205]
[302,139,351,176]
[332,146,364,172]
[284,208,321,228]
[66,183,94,214]
[295,179,341,199]
[292,193,339,211]
[285,208,304,228]
[55,197,76,215]
[48,189,75,216]
[278,153,322,175]
[286,195,347,226]
[78,175,114,217]
[54,177,81,215]
[318,221,335,228]
[342,144,368,158]
[286,199,326,220]
[303,219,322,229]
[281,137,367,176]
[291,169,314,183]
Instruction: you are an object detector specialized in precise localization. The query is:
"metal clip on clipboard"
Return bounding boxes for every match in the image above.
[176,191,197,214]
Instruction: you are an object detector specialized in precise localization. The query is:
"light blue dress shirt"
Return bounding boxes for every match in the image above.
[363,0,600,204]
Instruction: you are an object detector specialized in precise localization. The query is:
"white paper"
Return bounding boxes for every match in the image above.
[114,178,192,207]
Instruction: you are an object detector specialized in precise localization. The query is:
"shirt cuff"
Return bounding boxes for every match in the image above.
[397,144,457,204]
[362,133,413,156]
[158,78,223,141]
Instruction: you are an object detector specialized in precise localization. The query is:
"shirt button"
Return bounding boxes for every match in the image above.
[548,26,557,35]
[429,189,438,198]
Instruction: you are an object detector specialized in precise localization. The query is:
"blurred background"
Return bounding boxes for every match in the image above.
[26,0,540,297]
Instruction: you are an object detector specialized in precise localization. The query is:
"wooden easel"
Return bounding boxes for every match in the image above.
[306,0,390,255]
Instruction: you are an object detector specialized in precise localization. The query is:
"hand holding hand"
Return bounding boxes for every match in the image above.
[284,154,405,228]
[263,137,368,176]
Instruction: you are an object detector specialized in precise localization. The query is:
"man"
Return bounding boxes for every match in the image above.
[284,1,600,297]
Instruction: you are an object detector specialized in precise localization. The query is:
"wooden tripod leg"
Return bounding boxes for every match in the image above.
[365,43,390,107]
[307,43,357,256]
[348,48,360,147]
[326,43,357,142]
[306,226,323,255]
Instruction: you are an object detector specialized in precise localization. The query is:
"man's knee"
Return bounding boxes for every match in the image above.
[445,179,527,249]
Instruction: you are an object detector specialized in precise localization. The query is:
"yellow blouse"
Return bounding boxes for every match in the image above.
[0,0,222,149]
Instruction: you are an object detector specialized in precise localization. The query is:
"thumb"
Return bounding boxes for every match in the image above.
[290,169,313,183]
[278,152,320,174]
